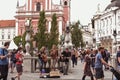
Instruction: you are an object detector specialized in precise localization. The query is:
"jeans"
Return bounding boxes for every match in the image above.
[0,65,8,80]
[63,62,69,75]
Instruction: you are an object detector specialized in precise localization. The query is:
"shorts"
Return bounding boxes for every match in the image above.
[95,68,104,79]
[16,64,23,73]
[10,61,16,67]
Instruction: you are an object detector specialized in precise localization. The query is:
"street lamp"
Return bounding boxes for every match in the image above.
[25,18,31,55]
[113,29,117,41]
[113,29,117,53]
[112,29,117,80]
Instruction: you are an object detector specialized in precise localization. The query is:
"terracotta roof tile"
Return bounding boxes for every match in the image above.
[0,20,15,28]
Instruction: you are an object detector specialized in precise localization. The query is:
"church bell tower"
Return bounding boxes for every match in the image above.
[62,0,71,25]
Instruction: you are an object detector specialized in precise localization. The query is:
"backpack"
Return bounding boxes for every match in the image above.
[12,57,17,63]
[12,53,17,63]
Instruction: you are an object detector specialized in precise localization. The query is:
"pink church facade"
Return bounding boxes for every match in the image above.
[15,0,70,36]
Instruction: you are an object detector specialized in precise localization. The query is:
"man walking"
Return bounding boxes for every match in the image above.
[94,47,110,80]
[0,42,10,80]
[62,48,71,75]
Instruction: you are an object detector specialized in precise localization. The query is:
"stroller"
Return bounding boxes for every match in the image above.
[109,66,120,80]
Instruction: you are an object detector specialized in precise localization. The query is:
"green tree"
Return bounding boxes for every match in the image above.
[21,32,26,49]
[37,10,47,50]
[13,36,22,47]
[13,33,26,49]
[71,21,84,48]
[48,14,59,49]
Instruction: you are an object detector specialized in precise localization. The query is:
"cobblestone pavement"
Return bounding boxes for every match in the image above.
[8,59,113,80]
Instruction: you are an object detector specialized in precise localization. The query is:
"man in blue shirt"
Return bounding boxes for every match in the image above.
[94,47,110,80]
[0,42,10,80]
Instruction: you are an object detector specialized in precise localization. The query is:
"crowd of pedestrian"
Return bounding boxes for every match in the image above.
[35,45,73,77]
[1,41,120,80]
[32,45,113,80]
[79,47,112,80]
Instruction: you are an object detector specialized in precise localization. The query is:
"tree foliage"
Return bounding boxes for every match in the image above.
[21,32,26,49]
[48,14,59,49]
[71,21,84,48]
[13,36,21,46]
[37,10,47,50]
[13,32,26,49]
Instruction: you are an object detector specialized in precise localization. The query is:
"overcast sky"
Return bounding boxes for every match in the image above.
[0,0,111,25]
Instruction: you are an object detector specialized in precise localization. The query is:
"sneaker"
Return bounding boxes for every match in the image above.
[11,77,15,80]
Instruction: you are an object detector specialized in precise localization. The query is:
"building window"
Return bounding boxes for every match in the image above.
[2,35,4,39]
[36,2,41,11]
[118,16,120,26]
[106,18,108,26]
[13,34,15,38]
[118,16,120,21]
[97,20,99,28]
[2,42,4,45]
[118,31,120,35]
[8,29,10,34]
[8,35,10,39]
[21,29,22,34]
[2,29,4,33]
[64,1,67,6]
[14,30,15,34]
[101,19,104,27]
[103,19,105,27]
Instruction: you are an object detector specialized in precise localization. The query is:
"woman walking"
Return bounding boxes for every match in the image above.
[90,49,97,75]
[71,49,77,67]
[82,49,94,80]
[11,47,24,80]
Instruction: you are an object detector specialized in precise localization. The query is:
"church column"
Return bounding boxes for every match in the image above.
[30,0,32,11]
[26,0,28,11]
[49,0,52,10]
[48,21,51,33]
[15,19,19,36]
[41,3,43,11]
[27,0,32,11]
[59,20,63,39]
[45,0,48,10]
[34,4,36,11]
